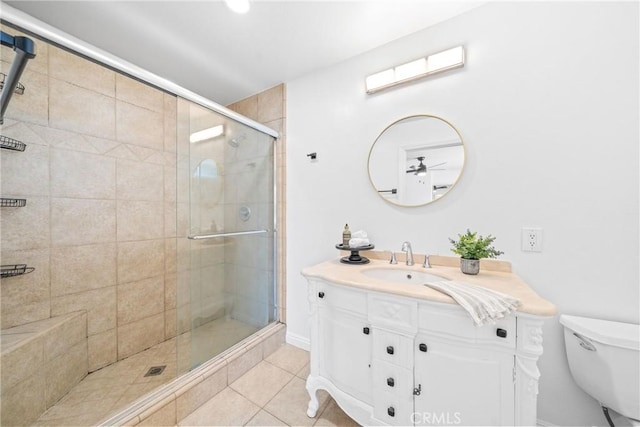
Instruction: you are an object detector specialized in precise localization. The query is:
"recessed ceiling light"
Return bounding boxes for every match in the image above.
[225,0,250,14]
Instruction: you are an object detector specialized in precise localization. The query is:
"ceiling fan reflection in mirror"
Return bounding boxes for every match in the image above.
[405,156,446,176]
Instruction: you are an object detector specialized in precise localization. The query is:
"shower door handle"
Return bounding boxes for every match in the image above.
[188,229,269,240]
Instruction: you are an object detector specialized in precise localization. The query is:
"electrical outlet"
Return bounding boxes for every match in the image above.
[522,228,543,252]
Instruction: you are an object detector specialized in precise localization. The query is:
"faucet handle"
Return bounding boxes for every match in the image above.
[389,251,397,265]
[423,253,431,268]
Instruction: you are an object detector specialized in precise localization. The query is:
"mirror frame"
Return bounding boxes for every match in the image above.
[367,114,465,207]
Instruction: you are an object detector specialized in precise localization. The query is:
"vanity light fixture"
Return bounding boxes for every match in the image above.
[225,0,250,14]
[365,46,465,94]
[189,125,224,143]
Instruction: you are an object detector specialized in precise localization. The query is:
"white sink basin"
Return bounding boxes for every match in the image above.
[361,268,448,284]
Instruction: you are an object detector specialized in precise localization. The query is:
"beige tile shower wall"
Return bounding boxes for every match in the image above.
[0,29,177,372]
[227,84,286,324]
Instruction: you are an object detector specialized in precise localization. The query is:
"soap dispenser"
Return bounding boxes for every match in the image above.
[342,224,351,247]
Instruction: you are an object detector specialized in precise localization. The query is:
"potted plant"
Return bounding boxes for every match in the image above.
[449,229,504,275]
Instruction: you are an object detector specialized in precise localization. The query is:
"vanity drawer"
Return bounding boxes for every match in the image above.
[418,303,516,348]
[373,329,414,368]
[372,359,413,397]
[373,390,413,426]
[316,281,367,315]
[368,293,418,333]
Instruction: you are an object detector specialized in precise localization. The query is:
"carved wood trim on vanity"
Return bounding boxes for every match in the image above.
[515,316,545,426]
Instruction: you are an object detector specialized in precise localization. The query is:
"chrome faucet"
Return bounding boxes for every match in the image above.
[401,241,414,266]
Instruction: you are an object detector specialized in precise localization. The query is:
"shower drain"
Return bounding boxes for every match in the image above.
[144,365,166,377]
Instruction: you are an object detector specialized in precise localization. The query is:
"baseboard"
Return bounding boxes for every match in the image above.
[537,419,557,426]
[286,330,310,351]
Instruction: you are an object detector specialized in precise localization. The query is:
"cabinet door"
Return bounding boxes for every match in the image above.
[413,336,515,426]
[318,304,373,404]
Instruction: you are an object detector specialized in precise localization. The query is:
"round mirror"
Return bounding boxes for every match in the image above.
[367,115,465,207]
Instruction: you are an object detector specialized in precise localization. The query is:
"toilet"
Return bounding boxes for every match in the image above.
[560,314,640,426]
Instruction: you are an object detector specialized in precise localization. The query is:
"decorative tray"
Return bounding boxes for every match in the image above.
[335,243,375,265]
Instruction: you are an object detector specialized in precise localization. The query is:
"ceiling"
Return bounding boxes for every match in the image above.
[4,0,483,106]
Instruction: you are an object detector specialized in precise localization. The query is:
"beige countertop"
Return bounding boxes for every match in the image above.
[302,255,557,317]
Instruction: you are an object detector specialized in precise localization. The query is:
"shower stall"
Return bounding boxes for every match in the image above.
[0,11,279,426]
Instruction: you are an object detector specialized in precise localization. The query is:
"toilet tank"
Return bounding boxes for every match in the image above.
[560,315,640,421]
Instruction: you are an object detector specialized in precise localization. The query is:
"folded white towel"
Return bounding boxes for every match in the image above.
[423,280,521,326]
[348,237,370,248]
[352,230,368,239]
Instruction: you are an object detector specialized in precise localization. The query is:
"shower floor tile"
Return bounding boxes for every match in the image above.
[31,336,178,427]
[30,317,256,427]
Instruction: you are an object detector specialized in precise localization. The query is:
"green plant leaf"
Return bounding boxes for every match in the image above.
[449,229,504,260]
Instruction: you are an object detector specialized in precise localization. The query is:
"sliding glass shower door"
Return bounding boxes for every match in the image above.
[176,99,276,371]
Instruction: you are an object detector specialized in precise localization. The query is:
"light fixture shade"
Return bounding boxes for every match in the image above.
[395,58,426,82]
[190,125,224,143]
[365,69,394,92]
[365,46,465,94]
[427,46,464,73]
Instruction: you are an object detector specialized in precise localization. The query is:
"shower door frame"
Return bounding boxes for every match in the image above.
[1,4,282,425]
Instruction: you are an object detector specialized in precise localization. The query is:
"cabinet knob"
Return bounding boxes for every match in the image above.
[318,292,324,299]
[496,328,507,338]
[386,377,395,387]
[419,343,428,352]
[387,407,395,417]
[363,327,370,335]
[386,346,394,355]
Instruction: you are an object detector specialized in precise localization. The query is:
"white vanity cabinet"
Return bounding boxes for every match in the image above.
[305,278,547,426]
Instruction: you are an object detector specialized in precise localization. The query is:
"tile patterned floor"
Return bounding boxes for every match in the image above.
[179,344,360,427]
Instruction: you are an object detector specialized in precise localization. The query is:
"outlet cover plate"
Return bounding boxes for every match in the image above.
[522,227,543,252]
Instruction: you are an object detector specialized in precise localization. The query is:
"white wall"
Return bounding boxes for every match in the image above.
[286,2,638,426]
